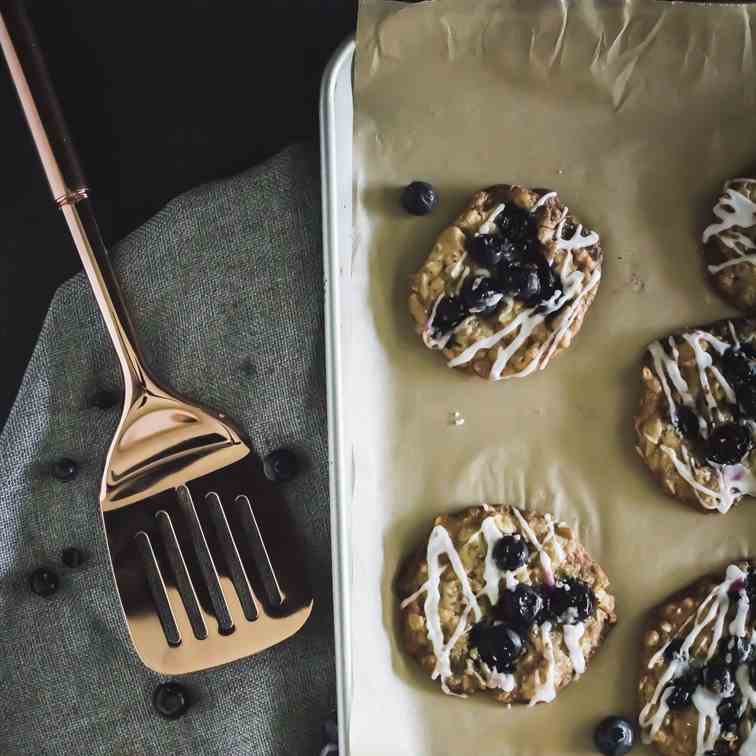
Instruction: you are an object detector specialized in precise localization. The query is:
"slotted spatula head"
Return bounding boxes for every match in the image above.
[101,378,313,674]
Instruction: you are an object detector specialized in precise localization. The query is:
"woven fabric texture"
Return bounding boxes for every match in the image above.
[0,143,334,756]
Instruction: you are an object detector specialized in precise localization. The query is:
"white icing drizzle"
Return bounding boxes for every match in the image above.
[730,321,742,349]
[640,565,749,747]
[478,203,506,235]
[423,294,476,350]
[400,580,431,609]
[640,668,677,742]
[704,182,756,243]
[704,180,756,273]
[563,622,586,675]
[423,525,482,693]
[542,516,566,563]
[692,686,722,756]
[530,622,557,705]
[681,332,722,420]
[422,294,453,350]
[510,507,558,587]
[450,252,467,279]
[479,660,516,692]
[555,207,600,251]
[540,267,602,366]
[648,340,687,426]
[479,516,505,606]
[710,252,756,273]
[732,589,751,637]
[532,191,557,211]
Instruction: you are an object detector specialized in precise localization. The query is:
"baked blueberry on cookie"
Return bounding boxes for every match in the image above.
[703,179,756,312]
[408,185,603,379]
[396,504,616,703]
[639,561,756,756]
[635,318,756,513]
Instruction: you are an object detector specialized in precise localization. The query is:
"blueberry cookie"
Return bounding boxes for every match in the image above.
[703,179,756,312]
[635,318,756,514]
[396,504,616,703]
[408,185,603,380]
[639,561,756,756]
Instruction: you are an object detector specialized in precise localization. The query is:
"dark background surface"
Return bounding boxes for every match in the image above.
[0,0,357,432]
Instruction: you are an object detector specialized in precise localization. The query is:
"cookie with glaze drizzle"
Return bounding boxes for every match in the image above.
[635,318,756,513]
[408,184,604,380]
[396,504,616,704]
[639,561,756,756]
[704,179,756,312]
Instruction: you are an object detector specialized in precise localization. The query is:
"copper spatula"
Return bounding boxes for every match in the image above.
[0,0,313,674]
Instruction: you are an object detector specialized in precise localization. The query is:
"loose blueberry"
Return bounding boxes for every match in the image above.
[704,423,752,465]
[401,181,438,216]
[737,382,756,419]
[704,661,735,697]
[498,584,543,630]
[666,680,695,709]
[51,458,78,482]
[433,296,467,333]
[500,263,541,303]
[492,535,530,572]
[29,567,59,597]
[549,577,595,624]
[152,682,190,720]
[664,638,686,662]
[675,406,700,441]
[593,716,635,756]
[721,348,756,387]
[470,622,524,672]
[495,203,536,243]
[461,276,504,316]
[263,448,299,483]
[469,234,516,268]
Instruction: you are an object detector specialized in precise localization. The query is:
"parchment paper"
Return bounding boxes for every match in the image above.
[350,1,756,753]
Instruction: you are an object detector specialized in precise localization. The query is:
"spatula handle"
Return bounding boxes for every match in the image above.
[0,0,150,399]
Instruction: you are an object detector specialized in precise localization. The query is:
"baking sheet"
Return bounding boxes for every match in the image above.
[350,1,756,754]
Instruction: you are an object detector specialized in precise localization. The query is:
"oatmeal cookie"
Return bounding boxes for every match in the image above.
[639,561,756,756]
[635,318,756,514]
[703,179,756,312]
[408,185,603,380]
[396,504,616,704]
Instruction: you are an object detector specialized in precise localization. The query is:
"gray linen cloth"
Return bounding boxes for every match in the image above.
[0,143,335,755]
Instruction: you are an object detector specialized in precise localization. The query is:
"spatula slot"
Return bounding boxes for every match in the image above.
[235,494,285,608]
[205,492,259,622]
[155,510,208,640]
[135,530,182,647]
[176,484,235,635]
